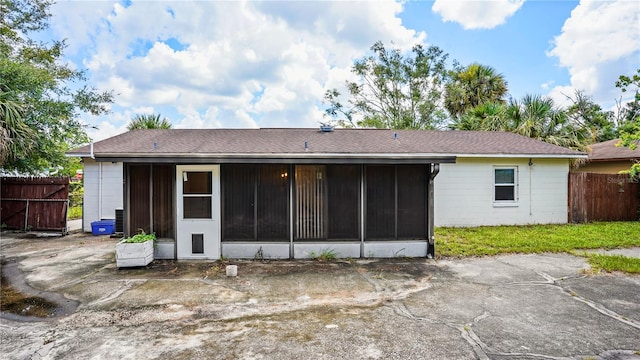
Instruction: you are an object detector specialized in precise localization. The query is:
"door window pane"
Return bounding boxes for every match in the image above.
[184,197,212,219]
[183,172,212,194]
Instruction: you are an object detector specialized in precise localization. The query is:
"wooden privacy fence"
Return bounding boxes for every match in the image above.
[1,177,70,233]
[569,172,640,223]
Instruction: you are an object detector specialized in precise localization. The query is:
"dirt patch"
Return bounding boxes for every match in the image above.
[1,275,57,317]
[0,259,79,320]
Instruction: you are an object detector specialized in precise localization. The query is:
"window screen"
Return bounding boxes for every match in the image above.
[366,165,427,240]
[222,164,289,241]
[366,166,396,239]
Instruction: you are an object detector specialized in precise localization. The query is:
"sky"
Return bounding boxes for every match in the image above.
[44,0,640,142]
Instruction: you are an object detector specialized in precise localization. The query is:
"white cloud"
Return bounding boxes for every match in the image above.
[547,0,640,103]
[432,0,525,30]
[48,1,424,131]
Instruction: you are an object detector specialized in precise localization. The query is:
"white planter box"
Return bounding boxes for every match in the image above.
[116,239,154,268]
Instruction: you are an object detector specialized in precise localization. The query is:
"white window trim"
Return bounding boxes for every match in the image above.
[493,166,518,206]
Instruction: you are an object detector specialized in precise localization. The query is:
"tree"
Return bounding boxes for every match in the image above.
[127,114,172,130]
[565,90,615,143]
[324,41,450,129]
[449,101,508,131]
[506,95,591,150]
[615,69,640,149]
[444,63,508,120]
[615,69,640,179]
[0,0,113,174]
[449,94,591,151]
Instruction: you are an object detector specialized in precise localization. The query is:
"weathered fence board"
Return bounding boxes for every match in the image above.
[1,177,69,232]
[569,172,639,223]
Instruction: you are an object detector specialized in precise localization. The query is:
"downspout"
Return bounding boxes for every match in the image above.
[98,162,103,220]
[427,163,440,259]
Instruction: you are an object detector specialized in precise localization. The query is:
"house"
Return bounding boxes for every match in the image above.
[573,138,639,174]
[68,128,585,259]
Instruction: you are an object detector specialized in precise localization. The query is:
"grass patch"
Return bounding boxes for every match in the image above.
[436,222,640,258]
[586,254,640,274]
[68,206,82,220]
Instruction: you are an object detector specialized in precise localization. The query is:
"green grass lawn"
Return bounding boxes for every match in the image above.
[436,222,640,257]
[585,254,640,274]
[436,222,640,274]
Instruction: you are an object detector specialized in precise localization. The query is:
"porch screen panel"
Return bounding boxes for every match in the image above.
[128,164,151,234]
[152,164,174,238]
[366,166,395,239]
[397,165,427,239]
[257,165,289,240]
[222,165,255,240]
[327,165,359,240]
[295,165,326,240]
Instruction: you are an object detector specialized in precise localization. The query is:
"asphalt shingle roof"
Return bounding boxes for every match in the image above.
[587,139,639,161]
[69,128,584,159]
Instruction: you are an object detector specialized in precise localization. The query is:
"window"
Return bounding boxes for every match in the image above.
[494,167,517,202]
[182,171,212,219]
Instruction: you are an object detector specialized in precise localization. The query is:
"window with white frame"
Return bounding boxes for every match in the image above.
[494,167,517,202]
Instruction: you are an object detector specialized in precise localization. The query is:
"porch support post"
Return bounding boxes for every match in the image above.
[427,163,440,258]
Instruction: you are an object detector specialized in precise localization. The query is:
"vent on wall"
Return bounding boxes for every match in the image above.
[115,208,124,234]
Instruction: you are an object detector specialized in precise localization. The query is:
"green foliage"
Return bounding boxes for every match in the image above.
[436,222,640,258]
[614,69,640,180]
[120,230,156,244]
[0,0,113,174]
[324,41,451,129]
[587,254,640,274]
[450,94,593,151]
[67,206,82,220]
[312,248,337,261]
[444,63,508,120]
[565,90,616,143]
[127,113,172,130]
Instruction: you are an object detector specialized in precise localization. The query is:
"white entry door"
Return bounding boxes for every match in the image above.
[176,165,220,259]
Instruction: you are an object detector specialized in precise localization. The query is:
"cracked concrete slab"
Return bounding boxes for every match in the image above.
[1,232,639,359]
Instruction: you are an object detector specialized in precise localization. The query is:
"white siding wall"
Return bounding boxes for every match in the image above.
[83,158,124,232]
[434,157,570,227]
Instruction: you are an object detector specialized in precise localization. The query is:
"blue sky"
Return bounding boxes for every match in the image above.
[44,0,640,141]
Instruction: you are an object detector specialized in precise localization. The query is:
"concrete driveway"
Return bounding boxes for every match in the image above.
[1,232,639,360]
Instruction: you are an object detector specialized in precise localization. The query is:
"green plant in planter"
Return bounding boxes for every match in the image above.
[120,230,156,244]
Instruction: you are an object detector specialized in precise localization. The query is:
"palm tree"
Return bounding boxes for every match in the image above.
[0,92,34,165]
[506,95,590,150]
[127,114,172,130]
[450,101,508,131]
[445,63,508,120]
